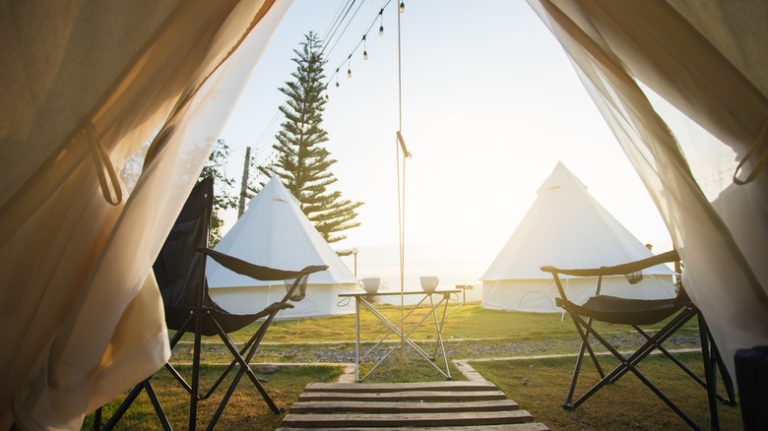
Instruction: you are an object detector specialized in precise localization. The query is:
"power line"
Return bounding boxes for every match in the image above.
[324,0,369,60]
[322,0,351,42]
[322,0,357,54]
[325,0,394,89]
[251,1,353,168]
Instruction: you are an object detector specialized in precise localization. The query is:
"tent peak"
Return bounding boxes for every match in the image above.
[537,161,587,194]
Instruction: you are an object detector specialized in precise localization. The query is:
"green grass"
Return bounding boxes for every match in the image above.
[357,346,466,383]
[91,306,724,430]
[83,365,341,430]
[473,352,741,430]
[174,303,699,345]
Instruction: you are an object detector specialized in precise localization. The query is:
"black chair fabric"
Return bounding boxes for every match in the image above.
[565,295,683,325]
[153,177,278,336]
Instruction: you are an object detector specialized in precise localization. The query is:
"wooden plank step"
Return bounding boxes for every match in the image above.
[281,411,534,428]
[304,381,497,393]
[276,423,550,431]
[298,390,507,402]
[289,399,520,414]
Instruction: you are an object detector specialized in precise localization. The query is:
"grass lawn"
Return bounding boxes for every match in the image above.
[174,303,700,348]
[93,305,726,430]
[253,303,698,343]
[473,352,741,430]
[82,365,341,431]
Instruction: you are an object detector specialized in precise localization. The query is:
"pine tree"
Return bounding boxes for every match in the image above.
[261,32,362,244]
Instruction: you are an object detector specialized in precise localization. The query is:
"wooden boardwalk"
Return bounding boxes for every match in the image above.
[277,381,549,430]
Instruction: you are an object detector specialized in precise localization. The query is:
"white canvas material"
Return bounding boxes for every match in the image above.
[481,162,676,312]
[207,176,356,318]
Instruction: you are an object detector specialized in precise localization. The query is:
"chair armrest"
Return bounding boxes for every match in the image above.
[540,250,679,277]
[198,248,328,281]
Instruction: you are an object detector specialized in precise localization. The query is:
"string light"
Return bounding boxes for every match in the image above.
[325,0,396,94]
[399,1,405,13]
[378,9,384,36]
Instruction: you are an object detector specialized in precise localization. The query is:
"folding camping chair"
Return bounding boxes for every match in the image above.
[541,250,736,430]
[97,177,326,431]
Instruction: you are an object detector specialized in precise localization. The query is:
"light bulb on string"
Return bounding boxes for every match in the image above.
[346,55,352,78]
[363,35,368,60]
[378,9,384,36]
[347,68,352,78]
[399,2,405,13]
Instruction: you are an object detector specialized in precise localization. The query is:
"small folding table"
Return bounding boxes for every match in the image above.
[338,289,459,382]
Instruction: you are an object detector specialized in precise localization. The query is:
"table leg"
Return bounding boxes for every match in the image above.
[437,293,452,379]
[355,296,360,382]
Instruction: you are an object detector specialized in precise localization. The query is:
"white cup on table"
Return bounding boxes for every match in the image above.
[420,276,439,293]
[358,277,381,294]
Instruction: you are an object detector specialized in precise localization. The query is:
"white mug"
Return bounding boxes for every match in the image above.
[358,277,381,294]
[420,276,439,293]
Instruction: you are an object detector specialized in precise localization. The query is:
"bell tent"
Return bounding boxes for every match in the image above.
[482,162,676,312]
[206,176,357,318]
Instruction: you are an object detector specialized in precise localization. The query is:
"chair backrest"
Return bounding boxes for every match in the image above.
[153,177,213,326]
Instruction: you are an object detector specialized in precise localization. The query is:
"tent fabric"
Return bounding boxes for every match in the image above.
[482,162,675,312]
[207,176,356,318]
[483,162,675,280]
[527,0,768,377]
[0,1,291,429]
[483,276,676,314]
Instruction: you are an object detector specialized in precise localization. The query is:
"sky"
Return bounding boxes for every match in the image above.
[217,0,672,291]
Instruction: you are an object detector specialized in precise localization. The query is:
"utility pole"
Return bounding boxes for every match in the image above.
[238,146,251,218]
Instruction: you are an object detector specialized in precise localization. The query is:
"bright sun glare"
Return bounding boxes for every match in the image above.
[218,0,671,290]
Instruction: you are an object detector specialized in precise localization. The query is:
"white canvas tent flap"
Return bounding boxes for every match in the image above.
[0,1,291,428]
[527,0,768,375]
[207,176,356,317]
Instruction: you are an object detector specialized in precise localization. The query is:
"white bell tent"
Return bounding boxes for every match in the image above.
[482,162,676,313]
[207,176,357,319]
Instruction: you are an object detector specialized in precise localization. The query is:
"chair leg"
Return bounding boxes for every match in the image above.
[99,316,194,430]
[607,308,695,384]
[93,407,101,431]
[144,380,174,431]
[100,382,146,431]
[200,327,262,401]
[575,314,702,430]
[206,313,282,431]
[627,324,706,388]
[698,313,720,431]
[710,334,737,405]
[563,313,605,410]
[189,310,203,431]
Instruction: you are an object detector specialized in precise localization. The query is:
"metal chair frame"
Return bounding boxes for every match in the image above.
[95,176,327,431]
[542,250,736,430]
[98,259,324,431]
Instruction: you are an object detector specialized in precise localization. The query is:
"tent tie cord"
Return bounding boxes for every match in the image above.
[82,120,123,205]
[337,296,352,307]
[733,118,768,185]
